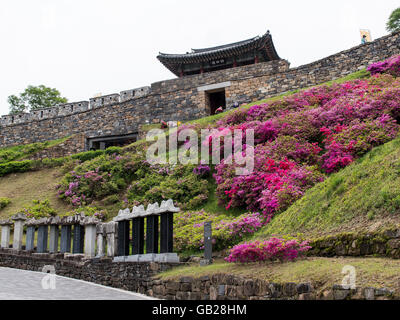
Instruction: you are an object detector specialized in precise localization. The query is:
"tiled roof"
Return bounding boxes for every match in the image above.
[157,31,280,76]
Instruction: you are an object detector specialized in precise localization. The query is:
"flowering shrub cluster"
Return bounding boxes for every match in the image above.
[225,238,311,264]
[174,210,263,252]
[63,206,107,221]
[211,63,400,221]
[58,153,143,206]
[193,164,211,178]
[367,55,400,77]
[22,199,57,219]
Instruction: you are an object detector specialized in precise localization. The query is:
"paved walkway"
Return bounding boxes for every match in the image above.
[0,267,155,300]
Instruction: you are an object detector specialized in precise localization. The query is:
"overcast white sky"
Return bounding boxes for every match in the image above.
[0,0,398,116]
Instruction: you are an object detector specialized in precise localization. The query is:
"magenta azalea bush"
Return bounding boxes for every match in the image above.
[225,238,311,264]
[210,58,400,221]
[367,54,400,77]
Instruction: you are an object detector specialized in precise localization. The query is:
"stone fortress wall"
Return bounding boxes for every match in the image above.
[0,31,399,150]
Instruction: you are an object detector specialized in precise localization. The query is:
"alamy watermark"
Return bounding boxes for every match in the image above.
[341,265,356,289]
[146,128,255,176]
[41,265,56,290]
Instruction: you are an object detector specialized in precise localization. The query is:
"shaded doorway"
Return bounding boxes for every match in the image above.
[207,90,226,115]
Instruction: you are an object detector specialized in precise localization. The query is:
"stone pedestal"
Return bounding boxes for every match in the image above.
[60,225,72,253]
[37,225,49,253]
[146,215,159,254]
[73,224,85,254]
[12,213,27,251]
[49,225,59,253]
[84,224,97,257]
[160,212,174,253]
[132,217,144,255]
[25,226,36,251]
[0,223,11,249]
[117,220,130,256]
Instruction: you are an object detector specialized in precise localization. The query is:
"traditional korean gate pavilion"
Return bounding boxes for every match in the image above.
[157,31,280,114]
[157,31,280,77]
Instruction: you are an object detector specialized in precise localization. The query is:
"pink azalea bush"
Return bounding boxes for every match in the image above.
[367,54,400,77]
[225,238,311,263]
[209,57,400,221]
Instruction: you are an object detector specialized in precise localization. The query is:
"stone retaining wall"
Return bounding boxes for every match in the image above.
[309,229,400,259]
[25,134,86,160]
[1,32,399,150]
[0,249,396,300]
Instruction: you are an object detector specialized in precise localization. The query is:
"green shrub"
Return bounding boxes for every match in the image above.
[22,199,57,219]
[0,198,11,210]
[127,164,209,210]
[0,160,33,177]
[63,206,107,221]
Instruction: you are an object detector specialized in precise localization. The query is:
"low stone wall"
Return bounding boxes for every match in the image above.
[151,274,395,301]
[309,229,400,259]
[0,249,396,300]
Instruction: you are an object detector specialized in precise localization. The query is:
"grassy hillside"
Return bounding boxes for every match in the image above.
[0,136,70,164]
[255,136,400,239]
[0,167,73,218]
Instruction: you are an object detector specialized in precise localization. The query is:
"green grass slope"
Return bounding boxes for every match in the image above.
[255,137,400,239]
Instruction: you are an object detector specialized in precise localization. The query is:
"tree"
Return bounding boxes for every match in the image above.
[8,85,68,115]
[387,8,400,33]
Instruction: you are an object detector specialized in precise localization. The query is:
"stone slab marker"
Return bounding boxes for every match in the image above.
[117,220,130,256]
[105,222,117,257]
[60,225,72,253]
[160,212,174,253]
[83,217,99,258]
[0,220,12,249]
[96,224,105,257]
[37,225,49,253]
[73,224,85,254]
[132,217,144,255]
[49,225,59,254]
[12,213,27,250]
[25,226,36,251]
[204,221,212,263]
[146,215,159,254]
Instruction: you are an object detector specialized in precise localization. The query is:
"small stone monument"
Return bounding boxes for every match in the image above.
[0,219,13,249]
[202,221,213,265]
[11,213,27,250]
[82,216,100,258]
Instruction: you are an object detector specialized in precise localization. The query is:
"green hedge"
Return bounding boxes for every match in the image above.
[0,146,123,177]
